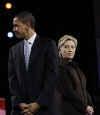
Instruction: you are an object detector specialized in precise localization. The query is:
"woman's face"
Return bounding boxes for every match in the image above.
[60,40,76,60]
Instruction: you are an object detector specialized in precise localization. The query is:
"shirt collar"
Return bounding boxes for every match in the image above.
[24,32,37,45]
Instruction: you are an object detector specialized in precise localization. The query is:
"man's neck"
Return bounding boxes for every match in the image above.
[25,28,35,40]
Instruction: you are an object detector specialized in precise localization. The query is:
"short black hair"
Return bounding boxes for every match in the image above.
[15,11,36,29]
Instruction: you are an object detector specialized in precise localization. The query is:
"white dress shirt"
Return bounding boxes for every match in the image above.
[24,32,36,57]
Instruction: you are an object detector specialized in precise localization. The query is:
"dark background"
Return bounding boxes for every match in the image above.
[0,0,100,114]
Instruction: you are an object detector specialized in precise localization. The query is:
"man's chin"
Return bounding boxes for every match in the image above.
[15,34,24,39]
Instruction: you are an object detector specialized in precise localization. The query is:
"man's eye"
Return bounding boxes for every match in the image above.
[14,24,18,27]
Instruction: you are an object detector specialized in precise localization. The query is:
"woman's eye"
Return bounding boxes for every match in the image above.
[65,46,69,48]
[71,46,75,49]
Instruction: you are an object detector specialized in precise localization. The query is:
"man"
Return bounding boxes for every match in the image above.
[8,11,58,115]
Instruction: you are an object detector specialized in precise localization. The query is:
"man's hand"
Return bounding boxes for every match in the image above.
[19,102,40,115]
[19,103,28,111]
[86,105,94,115]
[19,103,32,115]
[28,102,40,114]
[22,109,33,115]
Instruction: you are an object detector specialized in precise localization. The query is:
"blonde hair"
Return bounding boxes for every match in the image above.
[58,35,78,57]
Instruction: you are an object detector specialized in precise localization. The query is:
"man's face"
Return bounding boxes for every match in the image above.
[60,40,76,60]
[13,17,27,39]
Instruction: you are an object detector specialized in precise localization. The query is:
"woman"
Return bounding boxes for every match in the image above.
[56,35,94,115]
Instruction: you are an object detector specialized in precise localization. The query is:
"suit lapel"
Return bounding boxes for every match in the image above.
[19,35,40,71]
[20,40,26,72]
[28,35,40,70]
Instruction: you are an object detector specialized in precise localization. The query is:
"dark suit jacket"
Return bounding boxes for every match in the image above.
[8,35,58,115]
[56,58,93,115]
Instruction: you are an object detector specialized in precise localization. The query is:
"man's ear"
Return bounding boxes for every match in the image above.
[26,21,31,27]
[24,21,30,31]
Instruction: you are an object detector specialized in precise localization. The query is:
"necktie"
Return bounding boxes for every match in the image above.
[24,41,30,71]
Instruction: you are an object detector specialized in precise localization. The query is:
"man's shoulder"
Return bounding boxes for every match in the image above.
[9,40,23,51]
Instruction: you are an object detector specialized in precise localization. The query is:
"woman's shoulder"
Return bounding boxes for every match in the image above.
[59,58,78,67]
